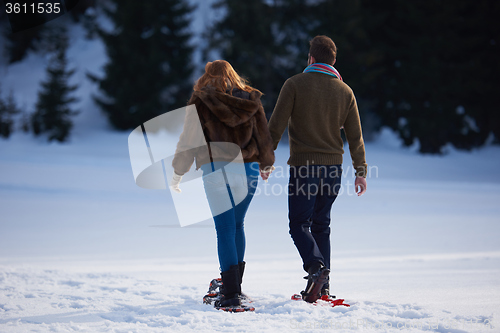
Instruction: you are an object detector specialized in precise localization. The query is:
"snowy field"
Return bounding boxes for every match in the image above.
[1,9,500,333]
[1,127,499,333]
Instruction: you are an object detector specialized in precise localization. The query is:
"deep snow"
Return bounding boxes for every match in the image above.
[1,5,500,332]
[1,127,499,332]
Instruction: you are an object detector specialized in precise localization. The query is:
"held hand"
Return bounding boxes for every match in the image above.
[171,172,183,193]
[355,176,367,196]
[260,166,276,182]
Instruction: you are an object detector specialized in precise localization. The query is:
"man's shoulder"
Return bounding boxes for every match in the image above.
[286,72,355,94]
[282,73,315,91]
[336,79,355,95]
[285,72,309,84]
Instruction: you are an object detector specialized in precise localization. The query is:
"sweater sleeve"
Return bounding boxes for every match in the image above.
[171,97,203,176]
[343,93,368,178]
[253,103,275,170]
[268,79,295,150]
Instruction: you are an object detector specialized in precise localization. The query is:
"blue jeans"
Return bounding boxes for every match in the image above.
[201,161,259,272]
[288,165,342,272]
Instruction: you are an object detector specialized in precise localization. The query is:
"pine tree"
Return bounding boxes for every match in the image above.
[292,0,383,139]
[3,25,45,63]
[31,27,78,142]
[68,0,96,22]
[1,2,44,64]
[0,89,21,138]
[359,0,500,153]
[205,0,292,115]
[89,0,194,130]
[206,0,499,152]
[206,0,381,135]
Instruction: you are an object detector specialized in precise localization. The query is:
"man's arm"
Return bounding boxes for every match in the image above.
[253,103,275,171]
[343,92,368,195]
[268,79,295,150]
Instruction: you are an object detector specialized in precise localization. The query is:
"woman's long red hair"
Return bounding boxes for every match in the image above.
[193,60,260,94]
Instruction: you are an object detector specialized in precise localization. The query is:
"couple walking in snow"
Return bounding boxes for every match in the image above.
[171,35,367,310]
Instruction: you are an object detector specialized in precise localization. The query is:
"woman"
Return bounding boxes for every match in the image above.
[171,60,275,310]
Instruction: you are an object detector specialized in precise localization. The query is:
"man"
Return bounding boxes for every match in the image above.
[267,35,367,303]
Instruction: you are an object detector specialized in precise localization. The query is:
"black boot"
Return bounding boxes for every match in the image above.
[321,280,330,296]
[216,265,241,308]
[238,261,251,302]
[301,261,330,303]
[238,261,245,284]
[307,262,323,276]
[320,277,336,299]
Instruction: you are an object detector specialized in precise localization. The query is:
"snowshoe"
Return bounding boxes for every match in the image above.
[291,293,350,308]
[203,277,253,305]
[203,278,223,305]
[214,303,255,312]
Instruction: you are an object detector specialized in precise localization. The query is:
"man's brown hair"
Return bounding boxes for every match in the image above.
[309,35,337,65]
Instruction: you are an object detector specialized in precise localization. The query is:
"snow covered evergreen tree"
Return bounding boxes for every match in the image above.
[89,0,194,130]
[31,27,78,142]
[0,89,21,138]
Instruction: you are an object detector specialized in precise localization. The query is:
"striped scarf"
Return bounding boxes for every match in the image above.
[303,63,343,81]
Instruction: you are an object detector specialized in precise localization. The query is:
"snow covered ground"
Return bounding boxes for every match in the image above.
[1,6,500,332]
[1,127,499,332]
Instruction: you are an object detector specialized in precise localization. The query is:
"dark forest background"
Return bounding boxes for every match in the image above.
[1,0,498,153]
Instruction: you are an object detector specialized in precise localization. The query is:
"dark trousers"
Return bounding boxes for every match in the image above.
[288,164,342,272]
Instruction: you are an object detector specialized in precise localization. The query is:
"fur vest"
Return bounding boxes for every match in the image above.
[172,87,275,175]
